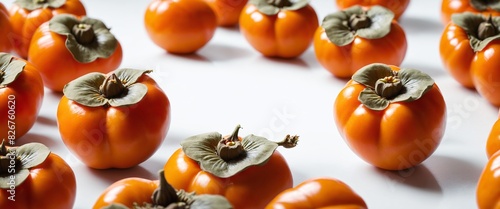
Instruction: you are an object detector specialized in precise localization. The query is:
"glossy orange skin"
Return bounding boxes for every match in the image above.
[0,152,76,209]
[8,0,86,58]
[477,149,500,209]
[203,0,248,26]
[314,21,407,78]
[441,0,500,25]
[93,177,159,209]
[0,56,44,141]
[28,21,123,92]
[57,74,171,169]
[164,148,293,209]
[439,23,475,88]
[334,65,447,170]
[144,0,217,54]
[265,177,367,209]
[487,116,500,158]
[336,0,410,20]
[239,4,319,58]
[0,3,12,52]
[440,22,500,106]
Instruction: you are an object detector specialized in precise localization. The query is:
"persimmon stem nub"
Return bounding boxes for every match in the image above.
[349,13,372,30]
[217,125,245,161]
[152,170,179,207]
[72,23,96,45]
[36,0,47,3]
[374,75,403,99]
[99,74,126,99]
[478,15,498,40]
[267,0,292,7]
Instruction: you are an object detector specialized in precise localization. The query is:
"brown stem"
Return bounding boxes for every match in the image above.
[0,58,11,84]
[0,157,10,176]
[374,75,403,99]
[0,71,5,84]
[266,0,292,7]
[151,170,179,207]
[478,15,498,40]
[0,140,7,156]
[35,0,48,3]
[227,124,241,143]
[72,23,96,45]
[349,13,372,30]
[99,74,127,99]
[0,141,21,177]
[217,125,245,161]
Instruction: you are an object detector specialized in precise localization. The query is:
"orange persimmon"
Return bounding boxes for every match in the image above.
[239,0,318,58]
[334,63,446,170]
[0,3,12,52]
[336,0,410,20]
[265,177,367,209]
[8,0,86,58]
[28,14,122,92]
[486,112,500,158]
[57,68,171,169]
[0,142,76,209]
[144,0,217,54]
[93,170,232,209]
[203,0,248,26]
[0,53,44,141]
[440,12,500,106]
[163,125,298,209]
[441,0,500,25]
[314,5,407,78]
[477,149,500,209]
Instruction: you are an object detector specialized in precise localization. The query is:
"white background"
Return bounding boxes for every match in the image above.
[2,0,498,208]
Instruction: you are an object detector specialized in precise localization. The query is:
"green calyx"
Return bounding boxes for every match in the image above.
[451,12,500,52]
[321,5,394,46]
[0,53,25,88]
[101,170,233,209]
[352,63,435,111]
[469,0,500,11]
[249,0,310,15]
[0,141,51,189]
[62,68,150,107]
[49,14,118,63]
[181,125,299,178]
[14,0,66,10]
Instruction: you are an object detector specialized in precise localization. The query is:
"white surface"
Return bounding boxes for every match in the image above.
[3,0,497,208]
